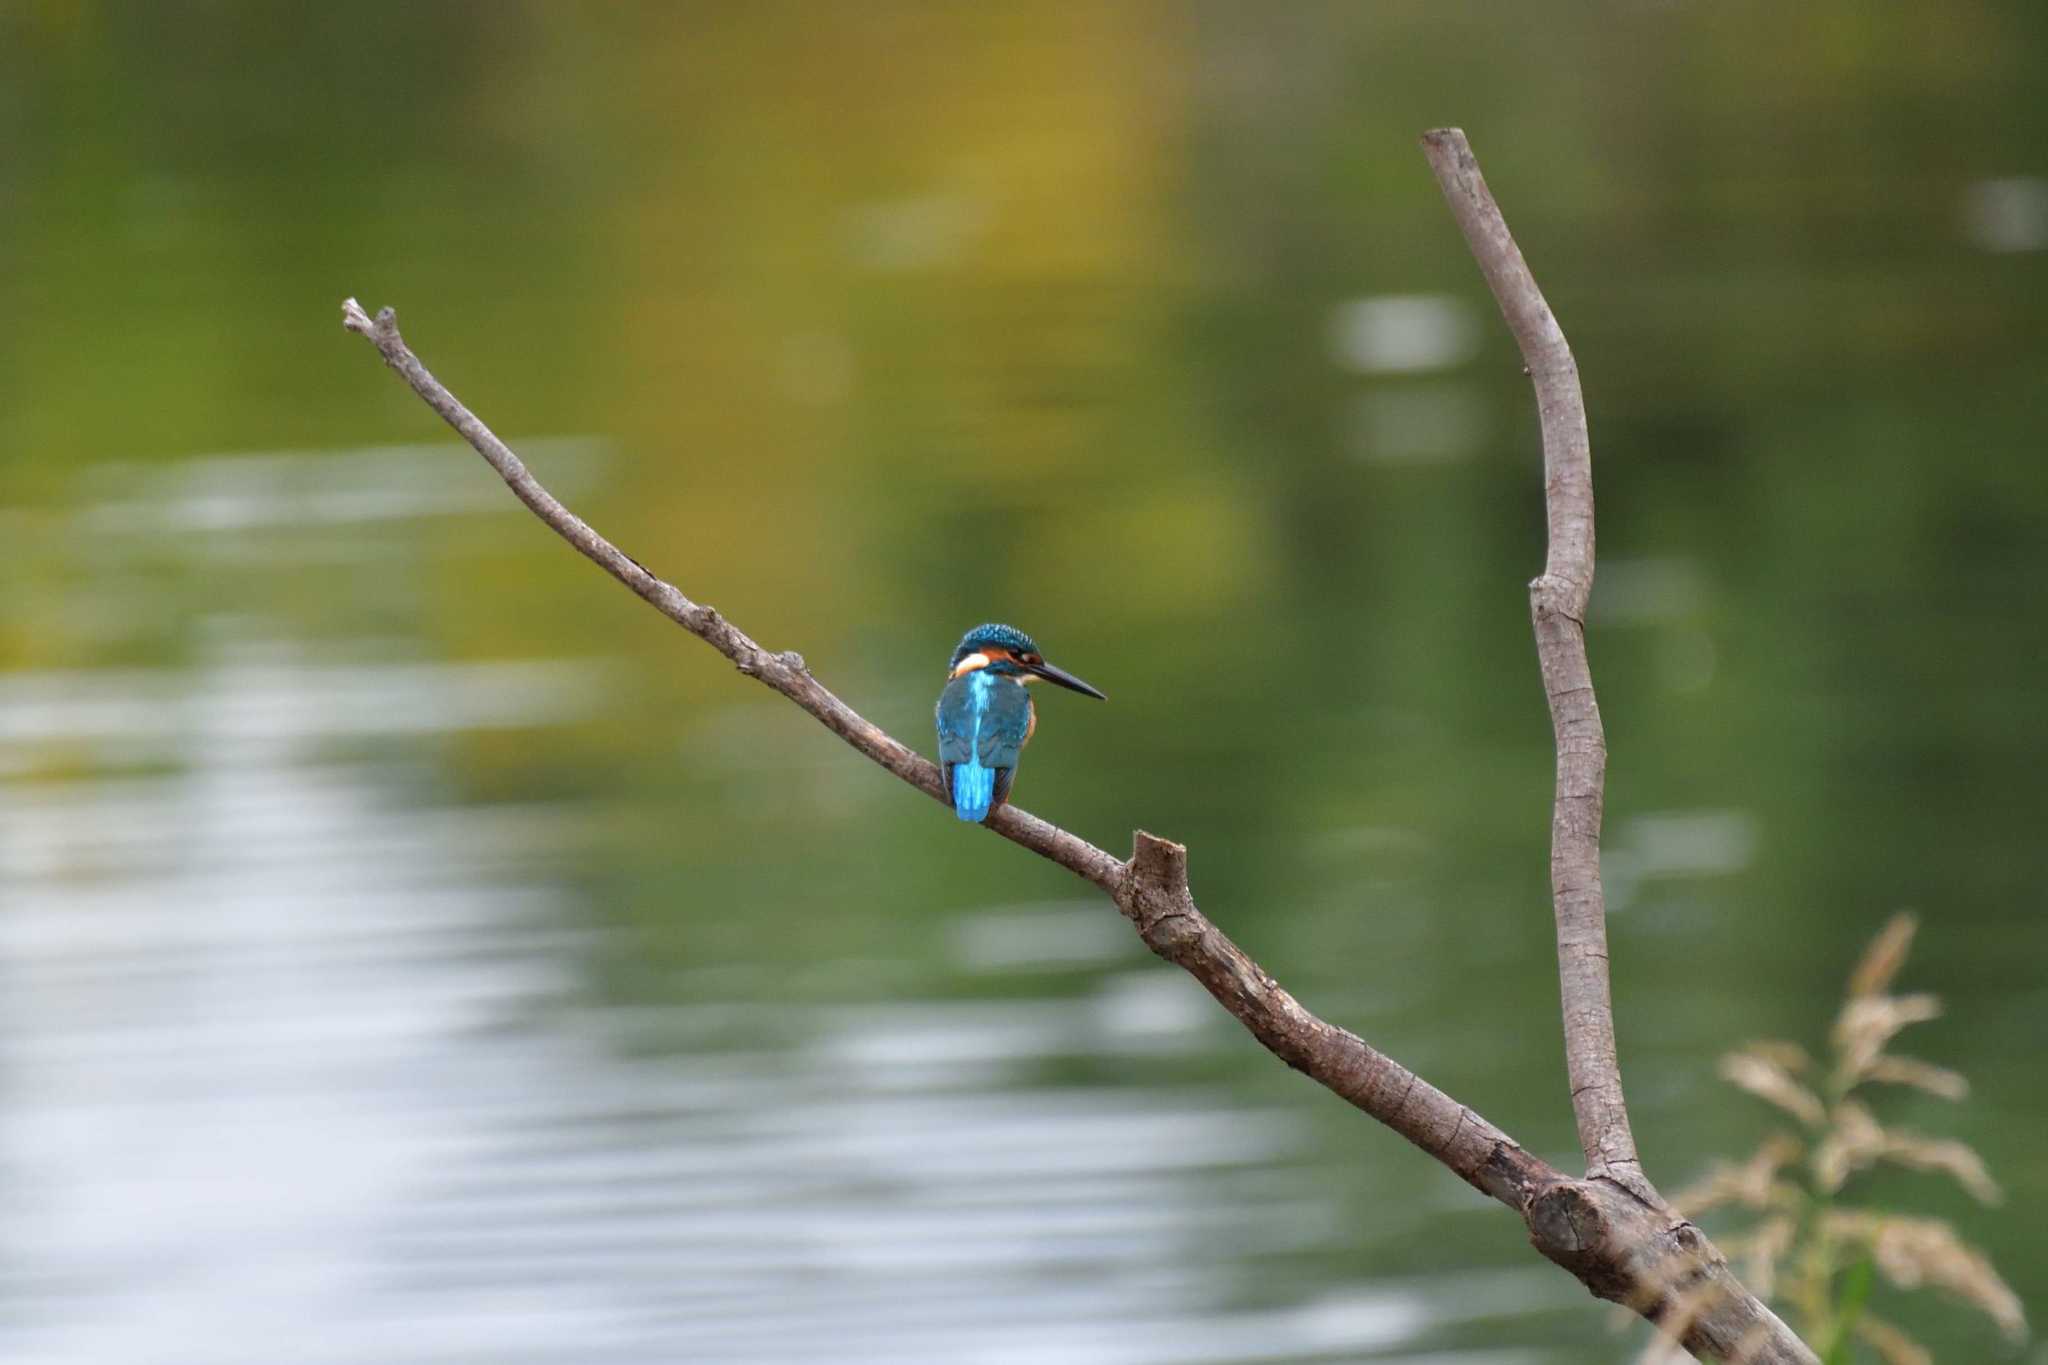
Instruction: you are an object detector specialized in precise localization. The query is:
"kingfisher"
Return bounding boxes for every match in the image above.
[935,623,1105,823]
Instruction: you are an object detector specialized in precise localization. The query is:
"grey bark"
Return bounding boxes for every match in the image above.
[1419,126,1643,1198]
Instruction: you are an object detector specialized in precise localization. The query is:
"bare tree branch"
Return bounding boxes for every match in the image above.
[1420,126,1642,1197]
[339,299,1121,893]
[338,293,1547,1202]
[1418,127,1817,1363]
[340,125,1818,1361]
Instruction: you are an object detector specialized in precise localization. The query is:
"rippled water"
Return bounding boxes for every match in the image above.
[6,434,2037,1363]
[0,647,1521,1363]
[1,451,1557,1364]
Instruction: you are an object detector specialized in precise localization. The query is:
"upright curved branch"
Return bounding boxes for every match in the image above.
[341,135,1815,1363]
[1421,127,1642,1197]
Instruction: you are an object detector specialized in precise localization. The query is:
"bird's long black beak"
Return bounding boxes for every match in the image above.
[1029,659,1107,700]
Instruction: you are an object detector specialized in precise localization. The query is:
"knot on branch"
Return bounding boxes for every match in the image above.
[694,605,743,652]
[1528,572,1587,623]
[1528,1182,1614,1269]
[1118,832,1200,952]
[341,298,398,343]
[1527,1178,1746,1350]
[1419,126,1478,181]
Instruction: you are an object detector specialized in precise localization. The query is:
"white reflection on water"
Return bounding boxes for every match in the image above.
[75,438,603,538]
[2,448,1560,1364]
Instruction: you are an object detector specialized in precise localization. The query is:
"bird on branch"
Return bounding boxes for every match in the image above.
[935,623,1105,823]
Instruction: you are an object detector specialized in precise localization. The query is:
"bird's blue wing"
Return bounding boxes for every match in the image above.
[935,674,1033,822]
[935,676,982,818]
[936,677,977,768]
[977,682,1033,771]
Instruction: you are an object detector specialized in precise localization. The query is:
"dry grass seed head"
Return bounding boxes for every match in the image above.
[1826,1211,2027,1342]
[1812,1098,1887,1193]
[1854,1313,1933,1365]
[1631,1277,1732,1365]
[1727,1315,1783,1365]
[1847,912,1918,999]
[1831,993,1943,1088]
[1740,1039,1814,1074]
[1740,1214,1797,1300]
[1618,1239,1708,1318]
[1671,1134,1804,1218]
[1690,916,2017,1352]
[1862,1054,1968,1101]
[1721,1048,1827,1128]
[1877,1130,2003,1205]
[1813,1100,2002,1204]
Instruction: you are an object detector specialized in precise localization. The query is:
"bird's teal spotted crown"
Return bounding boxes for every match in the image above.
[949,623,1040,672]
[935,622,1104,824]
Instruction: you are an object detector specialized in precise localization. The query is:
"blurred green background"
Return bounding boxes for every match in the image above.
[2,4,2043,1362]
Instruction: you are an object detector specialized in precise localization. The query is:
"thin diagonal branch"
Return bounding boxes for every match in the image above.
[1421,126,1643,1197]
[340,300,1120,893]
[340,283,1814,1361]
[338,294,1546,1205]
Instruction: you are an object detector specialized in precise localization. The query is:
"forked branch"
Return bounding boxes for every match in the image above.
[338,127,1814,1361]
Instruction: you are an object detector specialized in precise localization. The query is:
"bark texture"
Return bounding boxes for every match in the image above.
[1419,126,1643,1198]
[339,128,1818,1361]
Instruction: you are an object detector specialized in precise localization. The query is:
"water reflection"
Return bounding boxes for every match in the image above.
[0,647,1544,1362]
[2,456,1563,1365]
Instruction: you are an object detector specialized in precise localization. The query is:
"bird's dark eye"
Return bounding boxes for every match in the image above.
[1020,653,1042,666]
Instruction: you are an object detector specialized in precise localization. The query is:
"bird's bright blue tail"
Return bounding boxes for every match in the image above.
[951,761,995,822]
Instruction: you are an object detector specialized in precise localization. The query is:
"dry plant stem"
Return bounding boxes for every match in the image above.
[1420,126,1640,1196]
[342,261,1809,1361]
